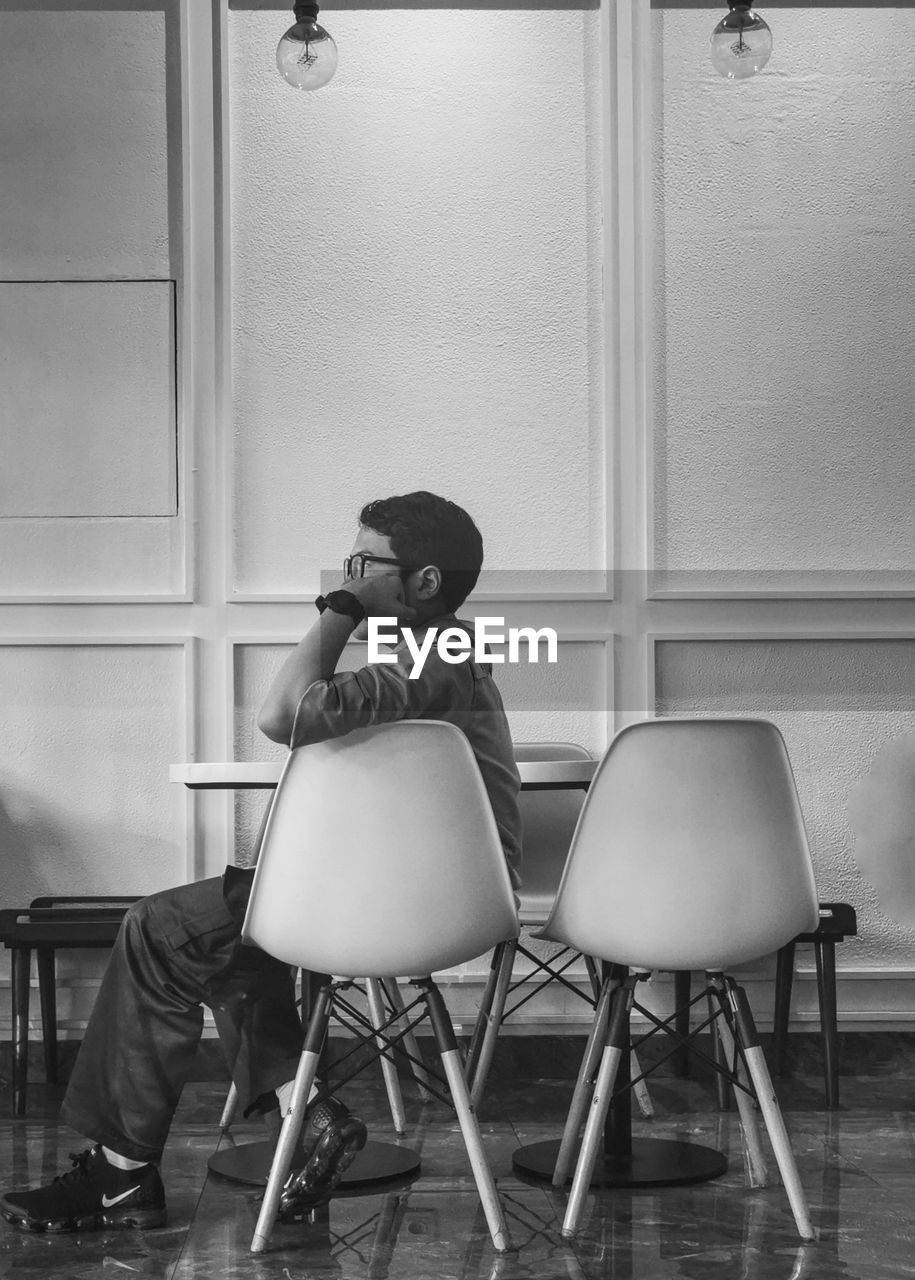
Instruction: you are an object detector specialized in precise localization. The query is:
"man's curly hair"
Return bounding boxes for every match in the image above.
[359,491,483,612]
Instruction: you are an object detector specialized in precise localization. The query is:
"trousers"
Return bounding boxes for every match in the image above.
[60,868,304,1163]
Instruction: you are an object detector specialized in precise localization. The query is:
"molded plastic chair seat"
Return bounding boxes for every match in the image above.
[540,718,819,1241]
[241,720,520,1255]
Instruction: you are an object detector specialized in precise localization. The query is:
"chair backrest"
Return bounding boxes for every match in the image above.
[513,742,592,924]
[242,720,519,978]
[542,719,820,972]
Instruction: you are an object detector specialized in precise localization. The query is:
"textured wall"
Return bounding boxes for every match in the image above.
[654,639,915,967]
[651,7,915,587]
[4,4,915,1039]
[229,7,605,596]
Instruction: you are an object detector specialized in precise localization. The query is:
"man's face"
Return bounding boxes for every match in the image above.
[343,529,420,639]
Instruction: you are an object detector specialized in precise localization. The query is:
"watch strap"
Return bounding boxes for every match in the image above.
[315,589,366,626]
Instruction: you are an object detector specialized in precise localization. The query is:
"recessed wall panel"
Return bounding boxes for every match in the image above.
[229,8,605,596]
[651,9,915,589]
[654,637,915,965]
[0,6,170,279]
[0,643,189,913]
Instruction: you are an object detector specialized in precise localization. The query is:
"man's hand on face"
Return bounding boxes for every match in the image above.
[340,572,417,623]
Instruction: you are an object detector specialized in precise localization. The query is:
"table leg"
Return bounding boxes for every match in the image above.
[512,969,728,1188]
[772,941,795,1077]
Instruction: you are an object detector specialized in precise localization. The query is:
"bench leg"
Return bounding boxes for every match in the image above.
[37,947,59,1085]
[11,947,31,1117]
[772,940,795,1077]
[815,940,839,1110]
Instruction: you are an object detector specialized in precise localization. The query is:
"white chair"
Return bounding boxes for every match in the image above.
[466,743,652,1119]
[540,718,819,1241]
[241,720,520,1255]
[216,973,433,1138]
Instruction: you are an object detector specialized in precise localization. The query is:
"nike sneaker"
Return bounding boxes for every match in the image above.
[276,1095,367,1220]
[0,1146,166,1233]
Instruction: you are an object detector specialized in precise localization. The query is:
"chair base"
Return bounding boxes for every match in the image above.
[512,1137,728,1188]
[208,1138,421,1188]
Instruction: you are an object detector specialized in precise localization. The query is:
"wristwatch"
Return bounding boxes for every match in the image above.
[315,589,366,626]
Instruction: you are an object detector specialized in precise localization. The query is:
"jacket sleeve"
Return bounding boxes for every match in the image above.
[287,653,463,747]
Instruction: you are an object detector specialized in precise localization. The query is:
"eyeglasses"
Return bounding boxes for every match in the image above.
[343,553,419,580]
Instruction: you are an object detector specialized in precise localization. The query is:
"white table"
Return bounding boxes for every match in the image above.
[170,758,598,791]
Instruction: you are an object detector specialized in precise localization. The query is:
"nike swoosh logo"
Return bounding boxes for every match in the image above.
[101,1187,141,1208]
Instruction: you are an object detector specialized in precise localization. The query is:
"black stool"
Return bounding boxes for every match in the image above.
[772,901,858,1109]
[672,902,857,1110]
[0,896,139,1116]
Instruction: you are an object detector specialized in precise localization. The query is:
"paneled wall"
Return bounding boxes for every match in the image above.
[1,1,913,1042]
[228,5,606,599]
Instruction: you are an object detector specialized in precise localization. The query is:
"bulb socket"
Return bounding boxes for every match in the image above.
[293,2,320,21]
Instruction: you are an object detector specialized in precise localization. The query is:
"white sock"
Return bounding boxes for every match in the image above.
[102,1146,149,1171]
[276,1079,318,1114]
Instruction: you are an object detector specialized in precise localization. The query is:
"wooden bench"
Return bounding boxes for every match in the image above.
[0,896,140,1116]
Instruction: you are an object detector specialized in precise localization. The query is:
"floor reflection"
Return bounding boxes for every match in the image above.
[2,1048,913,1279]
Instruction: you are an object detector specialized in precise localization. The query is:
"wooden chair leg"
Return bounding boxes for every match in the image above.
[36,948,58,1085]
[630,1046,654,1119]
[366,978,407,1135]
[814,940,840,1110]
[218,1081,240,1132]
[367,1190,409,1276]
[11,947,31,1117]
[726,978,815,1241]
[464,942,507,1083]
[772,940,795,1077]
[468,939,516,1109]
[416,978,511,1254]
[552,975,615,1186]
[561,980,634,1238]
[708,979,768,1187]
[583,955,602,1000]
[706,986,731,1111]
[251,985,334,1255]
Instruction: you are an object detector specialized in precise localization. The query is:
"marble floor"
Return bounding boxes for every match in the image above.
[1,1036,914,1280]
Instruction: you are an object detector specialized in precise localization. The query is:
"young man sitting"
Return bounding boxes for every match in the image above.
[1,490,521,1234]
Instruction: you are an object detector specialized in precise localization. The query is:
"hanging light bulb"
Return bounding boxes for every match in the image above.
[277,2,337,91]
[710,2,773,80]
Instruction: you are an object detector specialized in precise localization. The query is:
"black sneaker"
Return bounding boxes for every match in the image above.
[277,1096,367,1220]
[0,1146,166,1234]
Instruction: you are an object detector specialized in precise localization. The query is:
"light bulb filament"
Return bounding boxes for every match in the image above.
[296,44,318,70]
[730,34,753,58]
